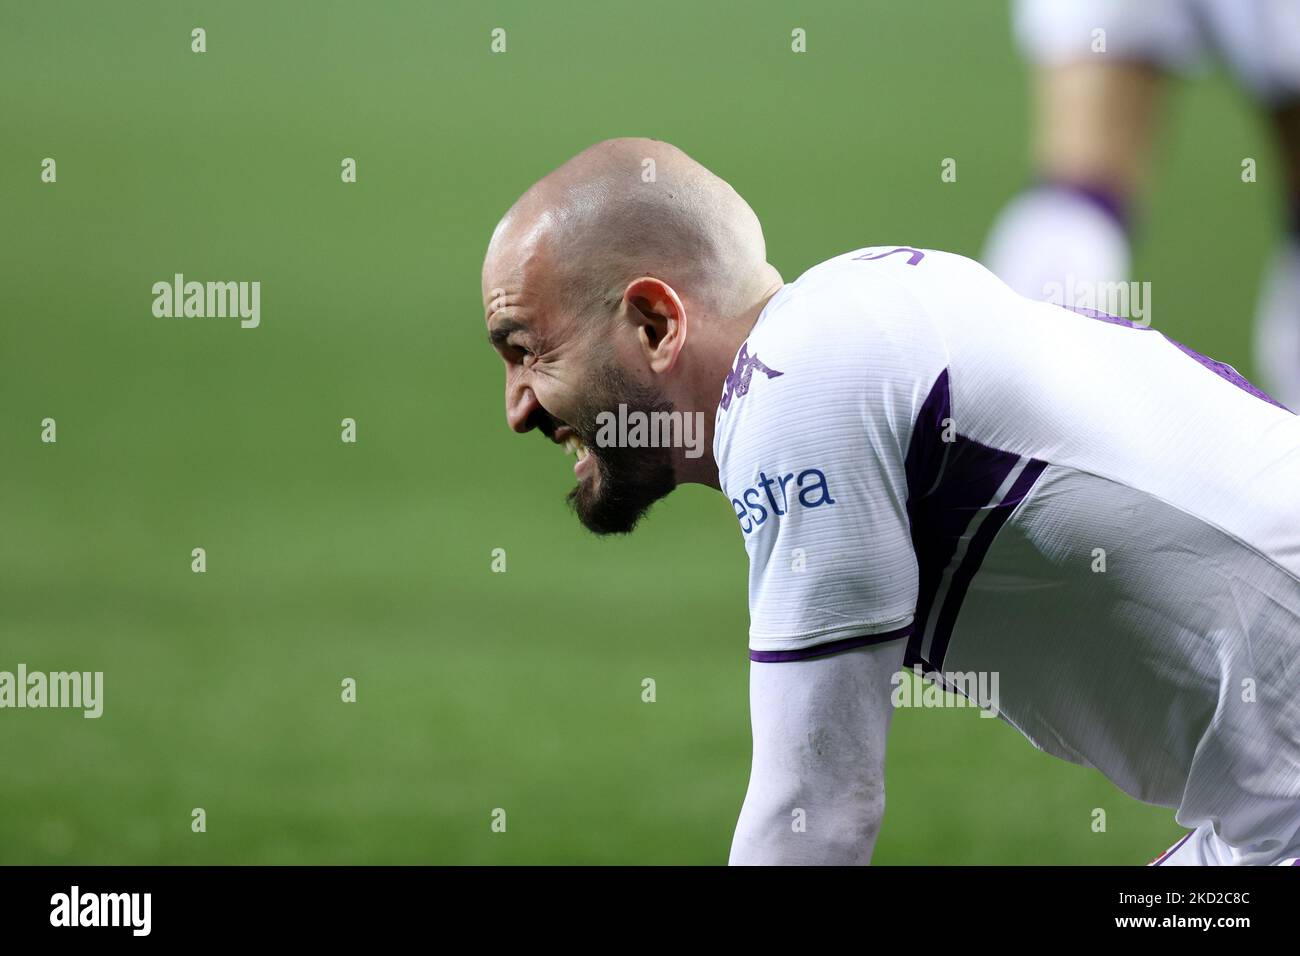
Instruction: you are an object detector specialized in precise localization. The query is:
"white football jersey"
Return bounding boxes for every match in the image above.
[714,247,1300,861]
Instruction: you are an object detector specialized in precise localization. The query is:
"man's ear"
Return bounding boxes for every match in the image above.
[623,277,687,374]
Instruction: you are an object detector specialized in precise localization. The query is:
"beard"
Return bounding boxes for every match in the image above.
[562,360,678,536]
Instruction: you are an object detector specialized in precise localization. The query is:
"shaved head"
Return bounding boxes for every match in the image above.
[484,138,773,319]
[482,138,782,535]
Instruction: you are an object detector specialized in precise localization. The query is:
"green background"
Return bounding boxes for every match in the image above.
[1,1,1281,864]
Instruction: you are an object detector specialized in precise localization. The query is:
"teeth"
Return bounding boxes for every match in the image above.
[562,435,588,461]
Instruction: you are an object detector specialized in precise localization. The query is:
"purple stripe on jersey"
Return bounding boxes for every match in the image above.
[1166,339,1290,411]
[928,459,1048,669]
[1065,306,1291,412]
[904,370,1023,667]
[903,367,952,663]
[1152,831,1194,866]
[903,369,952,497]
[1066,305,1141,328]
[749,624,913,663]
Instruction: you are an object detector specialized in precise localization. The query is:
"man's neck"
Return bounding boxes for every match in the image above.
[675,274,784,490]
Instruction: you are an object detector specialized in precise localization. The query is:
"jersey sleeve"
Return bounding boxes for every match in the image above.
[715,259,951,661]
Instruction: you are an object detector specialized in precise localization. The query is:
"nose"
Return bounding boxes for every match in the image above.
[505,369,541,434]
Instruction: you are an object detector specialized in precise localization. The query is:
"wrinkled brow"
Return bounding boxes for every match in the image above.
[487,317,529,348]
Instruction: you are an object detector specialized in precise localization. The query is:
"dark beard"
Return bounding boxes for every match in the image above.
[564,362,678,536]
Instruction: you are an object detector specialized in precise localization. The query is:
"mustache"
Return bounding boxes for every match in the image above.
[530,405,602,450]
[528,406,568,442]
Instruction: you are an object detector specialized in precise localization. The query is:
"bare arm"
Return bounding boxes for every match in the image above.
[729,637,908,865]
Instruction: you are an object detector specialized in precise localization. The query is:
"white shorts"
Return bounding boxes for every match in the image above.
[1151,823,1300,866]
[1015,0,1300,105]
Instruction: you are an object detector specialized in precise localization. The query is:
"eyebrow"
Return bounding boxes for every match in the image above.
[487,317,529,349]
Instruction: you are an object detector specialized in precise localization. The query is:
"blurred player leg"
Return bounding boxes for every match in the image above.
[985,0,1198,300]
[1251,111,1300,410]
[1193,0,1300,406]
[983,60,1162,299]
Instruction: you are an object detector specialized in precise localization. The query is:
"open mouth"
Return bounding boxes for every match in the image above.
[562,433,590,464]
[553,426,594,479]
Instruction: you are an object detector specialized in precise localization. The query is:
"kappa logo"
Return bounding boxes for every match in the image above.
[720,343,783,411]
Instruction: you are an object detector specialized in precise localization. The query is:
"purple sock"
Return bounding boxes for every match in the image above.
[1038,180,1129,234]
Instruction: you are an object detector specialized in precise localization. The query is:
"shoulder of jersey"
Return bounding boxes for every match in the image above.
[732,248,922,379]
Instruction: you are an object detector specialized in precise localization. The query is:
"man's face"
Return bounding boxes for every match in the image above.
[484,271,677,535]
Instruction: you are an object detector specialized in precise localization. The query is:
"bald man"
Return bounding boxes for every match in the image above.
[482,138,1300,866]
